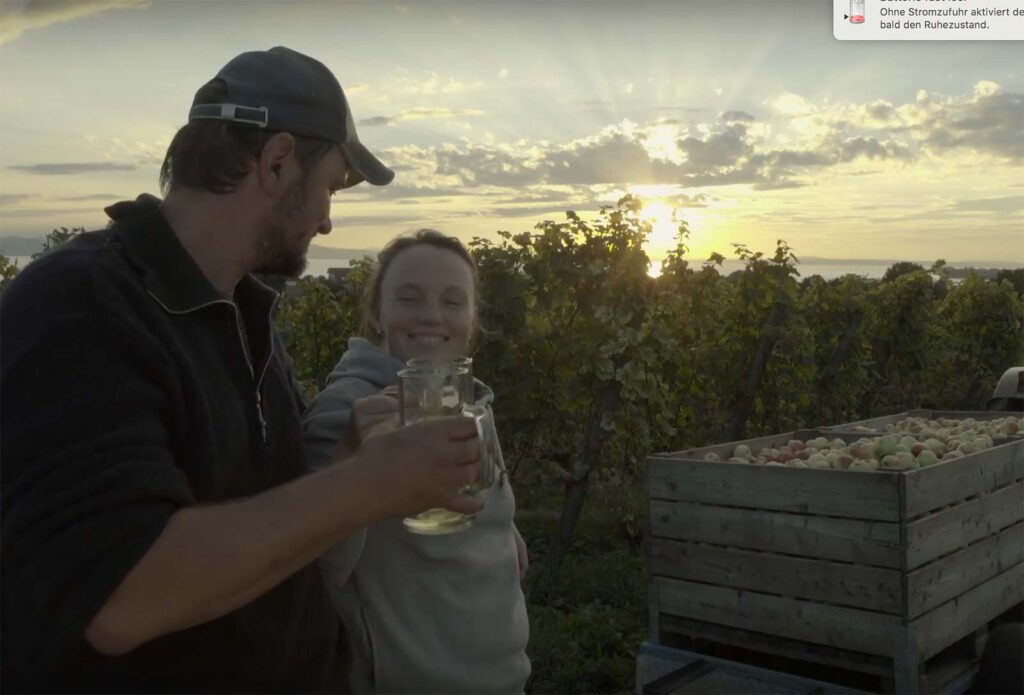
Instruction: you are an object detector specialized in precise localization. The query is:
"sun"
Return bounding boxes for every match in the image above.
[639,200,682,250]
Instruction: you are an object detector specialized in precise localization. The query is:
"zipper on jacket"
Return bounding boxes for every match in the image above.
[147,290,273,444]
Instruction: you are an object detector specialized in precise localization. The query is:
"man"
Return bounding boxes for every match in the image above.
[0,46,482,692]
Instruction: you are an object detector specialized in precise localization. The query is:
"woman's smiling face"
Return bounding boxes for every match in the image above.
[376,243,476,364]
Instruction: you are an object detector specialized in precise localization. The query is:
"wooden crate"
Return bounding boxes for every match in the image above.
[646,429,1024,693]
[820,409,1021,435]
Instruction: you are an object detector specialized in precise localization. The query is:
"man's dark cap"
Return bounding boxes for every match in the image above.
[188,46,393,187]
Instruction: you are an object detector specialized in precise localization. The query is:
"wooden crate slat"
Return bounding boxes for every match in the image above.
[907,521,1024,619]
[905,480,1024,570]
[649,499,902,568]
[911,561,1024,660]
[659,429,823,457]
[651,537,903,613]
[902,440,1024,519]
[658,614,893,677]
[647,456,901,521]
[655,576,900,657]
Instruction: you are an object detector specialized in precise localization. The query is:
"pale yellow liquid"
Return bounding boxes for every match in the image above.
[402,379,484,535]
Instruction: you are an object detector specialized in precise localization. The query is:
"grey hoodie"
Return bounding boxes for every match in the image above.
[303,338,531,694]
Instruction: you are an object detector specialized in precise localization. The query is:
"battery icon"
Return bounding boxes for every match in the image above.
[850,0,865,23]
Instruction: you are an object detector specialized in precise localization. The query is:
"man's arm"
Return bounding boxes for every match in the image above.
[86,416,483,656]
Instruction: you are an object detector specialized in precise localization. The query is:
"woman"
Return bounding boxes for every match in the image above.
[303,229,531,694]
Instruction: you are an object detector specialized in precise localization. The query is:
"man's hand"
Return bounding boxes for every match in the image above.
[354,415,484,518]
[513,524,529,582]
[333,395,400,462]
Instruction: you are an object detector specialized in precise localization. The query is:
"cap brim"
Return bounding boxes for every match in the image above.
[340,141,394,187]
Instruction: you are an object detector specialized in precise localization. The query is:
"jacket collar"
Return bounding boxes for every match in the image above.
[107,194,277,314]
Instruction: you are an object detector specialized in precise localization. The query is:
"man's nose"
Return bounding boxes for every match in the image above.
[317,216,332,235]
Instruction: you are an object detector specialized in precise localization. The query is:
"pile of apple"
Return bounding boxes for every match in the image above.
[702,431,1001,472]
[849,415,1022,438]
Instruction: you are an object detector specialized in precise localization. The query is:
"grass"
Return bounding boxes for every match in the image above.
[517,477,648,694]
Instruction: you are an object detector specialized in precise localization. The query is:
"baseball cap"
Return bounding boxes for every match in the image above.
[188,46,393,187]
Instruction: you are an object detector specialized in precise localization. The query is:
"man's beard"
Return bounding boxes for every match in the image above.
[255,178,311,278]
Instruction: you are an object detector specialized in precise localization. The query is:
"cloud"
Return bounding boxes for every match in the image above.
[721,111,755,123]
[7,162,137,175]
[53,193,126,202]
[949,196,1024,214]
[358,107,485,127]
[653,106,708,114]
[498,68,509,79]
[0,206,98,219]
[329,214,420,227]
[919,89,1024,161]
[395,73,481,96]
[0,193,36,205]
[0,0,148,44]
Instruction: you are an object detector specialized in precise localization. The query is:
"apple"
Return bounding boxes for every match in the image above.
[896,452,917,469]
[924,438,945,456]
[797,449,812,461]
[879,434,901,457]
[767,461,786,467]
[916,450,939,467]
[733,444,751,459]
[942,450,963,461]
[788,439,806,451]
[834,454,854,470]
[807,453,828,467]
[777,450,795,463]
[787,460,809,468]
[911,442,928,457]
[830,438,847,450]
[900,435,917,449]
[704,452,720,462]
[957,441,978,456]
[849,459,878,472]
[850,440,876,460]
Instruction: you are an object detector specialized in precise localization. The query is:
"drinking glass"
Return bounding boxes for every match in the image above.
[400,360,476,535]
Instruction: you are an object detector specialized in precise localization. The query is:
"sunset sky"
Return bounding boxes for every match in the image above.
[1,0,1021,265]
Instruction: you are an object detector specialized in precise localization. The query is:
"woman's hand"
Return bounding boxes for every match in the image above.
[513,524,529,582]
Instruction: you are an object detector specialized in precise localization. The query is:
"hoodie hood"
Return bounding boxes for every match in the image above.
[327,337,495,405]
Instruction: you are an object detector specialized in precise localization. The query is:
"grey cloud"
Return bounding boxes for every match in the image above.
[0,206,98,219]
[436,144,540,187]
[752,180,811,191]
[721,111,756,123]
[949,196,1024,214]
[864,101,898,123]
[837,137,913,163]
[653,107,708,113]
[677,126,750,169]
[358,107,484,127]
[330,214,421,227]
[1,0,148,43]
[8,162,137,175]
[541,132,686,185]
[54,193,125,202]
[480,204,579,219]
[0,193,36,205]
[922,91,1024,161]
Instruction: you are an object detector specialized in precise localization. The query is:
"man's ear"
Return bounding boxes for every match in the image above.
[257,132,298,194]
